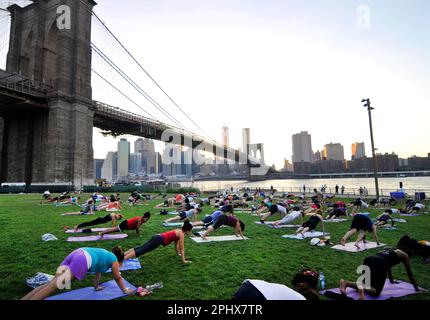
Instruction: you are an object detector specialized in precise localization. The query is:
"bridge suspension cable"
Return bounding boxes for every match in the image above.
[91,43,185,129]
[78,0,216,142]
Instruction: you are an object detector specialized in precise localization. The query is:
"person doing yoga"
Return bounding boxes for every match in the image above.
[99,212,151,238]
[375,210,395,228]
[22,246,134,300]
[199,214,245,240]
[62,200,94,216]
[163,207,202,224]
[339,247,422,300]
[341,213,380,250]
[260,204,287,223]
[295,210,324,237]
[273,207,304,226]
[123,221,193,264]
[63,212,124,233]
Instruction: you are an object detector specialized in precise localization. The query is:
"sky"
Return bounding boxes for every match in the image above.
[1,0,430,168]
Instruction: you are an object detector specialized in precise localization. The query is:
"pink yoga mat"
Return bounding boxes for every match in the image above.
[322,280,424,300]
[65,228,109,234]
[67,234,128,242]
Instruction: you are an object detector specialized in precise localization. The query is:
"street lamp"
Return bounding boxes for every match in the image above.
[361,98,380,200]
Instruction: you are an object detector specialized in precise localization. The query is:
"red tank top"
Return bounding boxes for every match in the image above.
[126,216,142,230]
[162,230,179,246]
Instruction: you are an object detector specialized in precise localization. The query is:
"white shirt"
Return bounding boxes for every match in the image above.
[360,201,369,208]
[277,205,287,215]
[414,203,425,209]
[43,191,50,196]
[390,208,399,214]
[288,210,302,221]
[246,279,306,300]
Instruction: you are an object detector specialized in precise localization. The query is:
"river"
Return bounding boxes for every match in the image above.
[180,176,430,196]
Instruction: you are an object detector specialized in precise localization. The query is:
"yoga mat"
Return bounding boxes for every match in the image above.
[254,221,300,228]
[322,280,424,300]
[324,219,348,223]
[400,213,422,217]
[162,222,205,230]
[282,231,328,239]
[65,228,109,234]
[88,259,141,274]
[46,279,136,300]
[379,226,397,231]
[393,219,407,223]
[331,241,386,252]
[67,234,128,242]
[191,235,249,243]
[357,212,370,216]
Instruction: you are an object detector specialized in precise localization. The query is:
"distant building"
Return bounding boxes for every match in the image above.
[292,131,313,163]
[352,142,366,160]
[242,128,251,155]
[347,153,399,172]
[313,150,322,162]
[222,126,230,147]
[283,159,294,172]
[312,160,345,174]
[406,153,430,170]
[117,139,130,178]
[101,152,117,182]
[94,159,104,180]
[129,153,142,174]
[323,143,345,161]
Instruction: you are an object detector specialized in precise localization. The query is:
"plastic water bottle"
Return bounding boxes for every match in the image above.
[319,272,325,290]
[146,282,163,292]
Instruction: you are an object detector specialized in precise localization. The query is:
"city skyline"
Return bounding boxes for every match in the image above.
[84,0,429,168]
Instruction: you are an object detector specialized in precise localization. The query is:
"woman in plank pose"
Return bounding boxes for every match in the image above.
[63,212,124,233]
[22,246,134,300]
[99,212,151,238]
[124,221,193,264]
[339,247,422,300]
[199,214,245,240]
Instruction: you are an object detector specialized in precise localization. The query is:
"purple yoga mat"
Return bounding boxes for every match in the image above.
[67,234,128,242]
[322,280,423,300]
[46,279,136,300]
[65,228,109,234]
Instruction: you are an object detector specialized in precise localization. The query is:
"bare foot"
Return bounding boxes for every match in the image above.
[339,279,347,296]
[341,238,346,246]
[358,288,365,300]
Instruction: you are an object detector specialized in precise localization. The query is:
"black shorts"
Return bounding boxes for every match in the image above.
[212,214,227,230]
[351,214,372,232]
[179,211,187,220]
[302,220,318,230]
[202,216,213,224]
[118,220,128,232]
[363,256,388,296]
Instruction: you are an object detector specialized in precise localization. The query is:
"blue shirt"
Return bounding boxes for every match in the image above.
[82,248,117,273]
[211,210,223,221]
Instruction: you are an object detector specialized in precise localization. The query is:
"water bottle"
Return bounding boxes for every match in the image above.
[146,282,163,292]
[319,272,325,290]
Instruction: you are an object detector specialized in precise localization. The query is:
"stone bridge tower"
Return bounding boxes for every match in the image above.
[1,0,96,187]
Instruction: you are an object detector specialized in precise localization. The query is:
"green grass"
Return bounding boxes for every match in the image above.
[0,194,429,300]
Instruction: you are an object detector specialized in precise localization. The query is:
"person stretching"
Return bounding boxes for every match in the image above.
[99,212,151,238]
[22,246,134,300]
[341,213,380,250]
[325,204,349,220]
[124,221,193,264]
[199,214,245,240]
[375,210,395,228]
[163,207,202,224]
[260,204,288,223]
[295,210,324,238]
[62,200,94,216]
[339,247,421,300]
[273,207,304,226]
[192,206,231,228]
[64,212,124,233]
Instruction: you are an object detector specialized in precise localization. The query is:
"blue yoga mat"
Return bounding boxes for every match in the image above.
[46,279,135,300]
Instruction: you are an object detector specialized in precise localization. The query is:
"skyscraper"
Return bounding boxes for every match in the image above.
[323,143,345,161]
[222,126,230,147]
[292,131,313,163]
[352,142,366,160]
[129,153,142,174]
[101,152,117,182]
[117,138,130,178]
[93,159,104,180]
[135,138,156,174]
[242,128,251,155]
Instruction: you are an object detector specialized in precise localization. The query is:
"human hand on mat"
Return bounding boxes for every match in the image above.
[95,286,106,291]
[123,288,135,295]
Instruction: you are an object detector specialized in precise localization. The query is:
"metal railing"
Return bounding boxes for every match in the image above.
[0,70,54,97]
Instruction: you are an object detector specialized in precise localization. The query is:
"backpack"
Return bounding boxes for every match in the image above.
[292,268,319,289]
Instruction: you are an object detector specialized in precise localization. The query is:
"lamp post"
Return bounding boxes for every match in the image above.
[362,98,379,200]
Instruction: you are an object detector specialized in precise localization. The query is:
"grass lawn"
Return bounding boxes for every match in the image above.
[0,193,429,300]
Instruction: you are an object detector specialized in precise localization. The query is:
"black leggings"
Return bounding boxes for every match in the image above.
[77,214,112,229]
[134,235,164,257]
